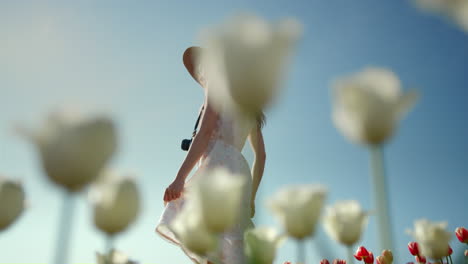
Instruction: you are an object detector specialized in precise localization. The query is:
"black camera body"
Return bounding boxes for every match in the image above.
[181,138,192,151]
[181,105,204,151]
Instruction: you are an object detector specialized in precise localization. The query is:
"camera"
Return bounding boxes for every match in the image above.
[181,105,204,151]
[181,138,192,151]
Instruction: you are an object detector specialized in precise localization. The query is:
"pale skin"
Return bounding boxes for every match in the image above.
[163,48,266,220]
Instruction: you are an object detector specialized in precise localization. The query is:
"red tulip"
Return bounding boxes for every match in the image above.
[284,262,292,264]
[456,227,468,243]
[465,249,468,257]
[333,260,346,264]
[364,252,374,264]
[447,245,453,256]
[355,246,371,261]
[408,242,420,256]
[320,260,330,264]
[415,255,426,264]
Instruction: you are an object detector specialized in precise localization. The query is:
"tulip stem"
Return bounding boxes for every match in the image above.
[297,239,306,264]
[369,144,394,254]
[105,235,114,254]
[449,255,453,264]
[312,234,336,261]
[347,246,354,264]
[53,191,76,264]
[215,235,223,264]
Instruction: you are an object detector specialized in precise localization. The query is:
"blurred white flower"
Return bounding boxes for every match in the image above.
[18,110,117,192]
[323,200,368,246]
[96,249,138,264]
[332,67,418,145]
[199,13,302,115]
[170,198,218,256]
[267,185,327,239]
[91,171,140,235]
[407,219,452,260]
[244,227,285,264]
[0,176,26,231]
[192,167,247,233]
[413,0,468,32]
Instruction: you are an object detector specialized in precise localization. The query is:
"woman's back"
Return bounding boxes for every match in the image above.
[210,106,257,152]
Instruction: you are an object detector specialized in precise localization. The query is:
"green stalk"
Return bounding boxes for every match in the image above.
[53,191,76,264]
[297,239,306,264]
[105,234,114,254]
[369,144,395,254]
[347,245,354,264]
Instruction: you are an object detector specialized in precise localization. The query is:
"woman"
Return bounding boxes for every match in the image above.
[155,46,266,264]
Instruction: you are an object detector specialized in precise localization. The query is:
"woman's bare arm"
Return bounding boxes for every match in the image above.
[248,124,266,210]
[164,98,218,202]
[177,99,218,182]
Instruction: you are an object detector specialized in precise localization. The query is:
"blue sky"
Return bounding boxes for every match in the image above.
[1,0,467,263]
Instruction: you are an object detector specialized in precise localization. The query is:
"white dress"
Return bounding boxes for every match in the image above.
[155,106,256,264]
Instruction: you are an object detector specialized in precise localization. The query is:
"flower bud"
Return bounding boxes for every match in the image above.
[96,249,138,264]
[382,250,393,263]
[268,184,327,239]
[333,260,346,264]
[324,200,368,246]
[407,219,452,260]
[375,256,386,264]
[0,177,26,231]
[415,255,426,264]
[408,242,420,256]
[364,252,374,264]
[92,174,140,235]
[354,246,370,261]
[21,111,117,192]
[244,227,285,264]
[456,227,468,243]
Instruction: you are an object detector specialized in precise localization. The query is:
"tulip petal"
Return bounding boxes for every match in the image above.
[395,90,419,119]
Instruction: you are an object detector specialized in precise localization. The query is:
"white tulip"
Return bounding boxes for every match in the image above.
[0,177,26,231]
[96,249,138,264]
[19,110,117,192]
[268,185,327,239]
[191,167,247,233]
[407,219,452,260]
[91,172,140,235]
[244,227,285,264]
[332,67,419,145]
[199,13,302,115]
[323,200,368,246]
[413,0,468,32]
[170,198,218,256]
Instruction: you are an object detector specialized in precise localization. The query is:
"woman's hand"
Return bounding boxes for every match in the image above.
[163,178,185,205]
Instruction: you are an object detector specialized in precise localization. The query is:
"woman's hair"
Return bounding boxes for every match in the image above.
[256,111,266,129]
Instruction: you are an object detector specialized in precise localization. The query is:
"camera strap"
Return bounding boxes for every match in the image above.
[192,105,204,137]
